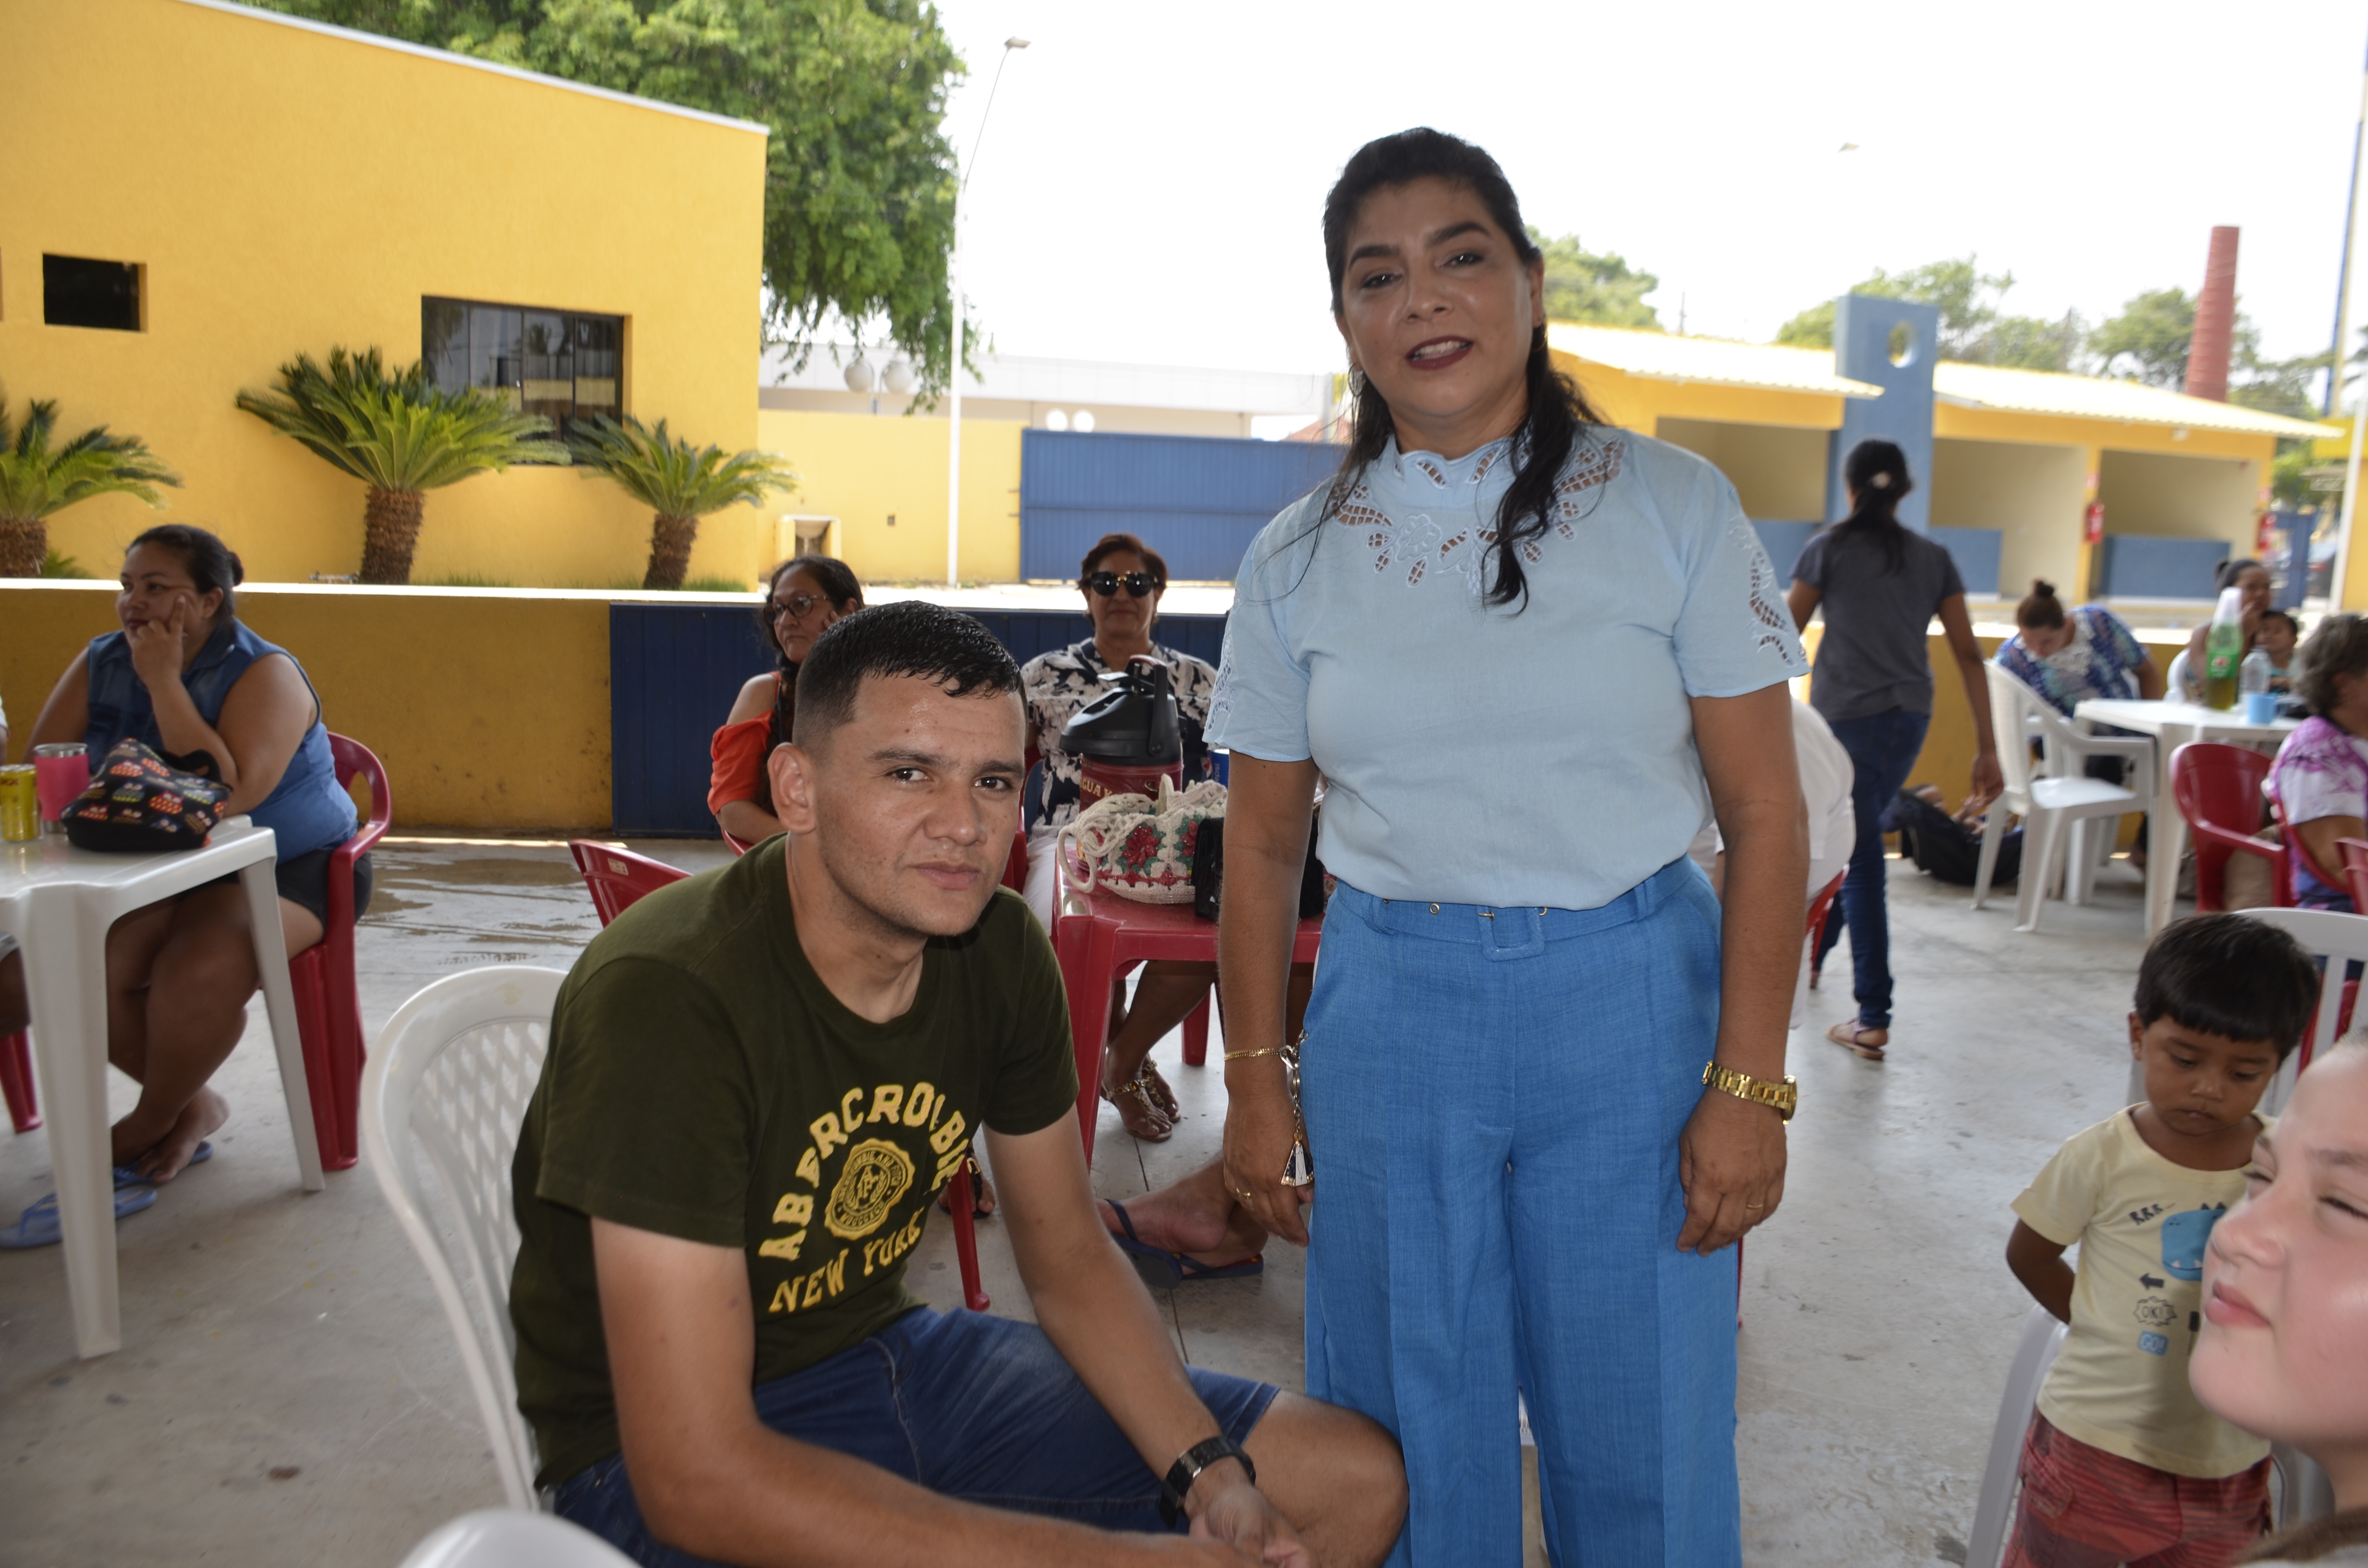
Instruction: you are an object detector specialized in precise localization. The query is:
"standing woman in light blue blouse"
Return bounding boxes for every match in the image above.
[1206,129,1810,1567]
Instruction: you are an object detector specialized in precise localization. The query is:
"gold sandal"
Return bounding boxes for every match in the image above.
[1102,1067,1174,1142]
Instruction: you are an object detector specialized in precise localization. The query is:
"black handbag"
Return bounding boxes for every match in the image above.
[1191,814,1330,923]
[62,739,231,853]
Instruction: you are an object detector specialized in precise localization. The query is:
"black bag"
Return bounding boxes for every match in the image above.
[1191,815,1329,923]
[1888,787,2017,887]
[62,739,231,853]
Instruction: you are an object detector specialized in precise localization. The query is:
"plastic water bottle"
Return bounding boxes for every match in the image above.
[2205,588,2245,709]
[2241,648,2272,699]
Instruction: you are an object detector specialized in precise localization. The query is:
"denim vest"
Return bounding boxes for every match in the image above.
[84,619,355,862]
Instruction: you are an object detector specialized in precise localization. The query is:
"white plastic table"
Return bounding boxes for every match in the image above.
[0,819,323,1358]
[2072,698,2300,936]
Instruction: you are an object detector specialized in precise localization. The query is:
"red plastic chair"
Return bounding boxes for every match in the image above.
[566,839,997,1312]
[2171,743,2291,912]
[2338,838,2368,916]
[288,735,395,1171]
[2,1032,37,1135]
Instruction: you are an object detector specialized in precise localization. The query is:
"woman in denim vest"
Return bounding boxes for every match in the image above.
[29,525,367,1181]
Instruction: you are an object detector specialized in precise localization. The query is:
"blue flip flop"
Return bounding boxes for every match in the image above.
[1103,1200,1264,1286]
[0,1183,159,1250]
[114,1139,210,1188]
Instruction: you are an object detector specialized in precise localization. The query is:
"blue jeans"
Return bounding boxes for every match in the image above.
[551,1307,1277,1565]
[1301,861,1741,1568]
[1813,708,1932,1030]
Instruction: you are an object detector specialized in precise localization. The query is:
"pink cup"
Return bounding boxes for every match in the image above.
[32,744,90,830]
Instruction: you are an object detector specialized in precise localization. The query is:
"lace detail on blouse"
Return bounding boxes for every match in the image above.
[1351,437,1625,590]
[1729,517,1794,655]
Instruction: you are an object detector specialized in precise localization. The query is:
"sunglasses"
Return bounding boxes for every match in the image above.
[1084,571,1162,599]
[768,591,825,620]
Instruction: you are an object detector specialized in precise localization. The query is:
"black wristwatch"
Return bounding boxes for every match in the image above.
[1159,1435,1257,1528]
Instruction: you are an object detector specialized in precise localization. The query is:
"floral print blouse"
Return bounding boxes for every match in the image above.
[1020,637,1216,829]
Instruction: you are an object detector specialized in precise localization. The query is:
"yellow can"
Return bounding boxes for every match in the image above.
[0,764,36,843]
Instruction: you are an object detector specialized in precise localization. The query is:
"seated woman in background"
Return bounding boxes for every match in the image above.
[27,525,370,1182]
[2269,613,2368,911]
[707,555,862,847]
[1020,533,1220,1142]
[2176,557,2275,701]
[2188,1036,2368,1564]
[1994,577,2164,715]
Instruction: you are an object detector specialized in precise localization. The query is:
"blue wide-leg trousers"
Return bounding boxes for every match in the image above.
[1301,859,1741,1568]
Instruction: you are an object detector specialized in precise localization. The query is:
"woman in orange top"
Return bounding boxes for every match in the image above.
[708,555,864,846]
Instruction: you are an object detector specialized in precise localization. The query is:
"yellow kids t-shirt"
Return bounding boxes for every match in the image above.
[2012,1108,2271,1478]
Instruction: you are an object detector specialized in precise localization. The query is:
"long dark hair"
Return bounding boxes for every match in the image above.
[756,554,864,749]
[1317,127,1606,611]
[128,524,244,618]
[1828,440,1914,574]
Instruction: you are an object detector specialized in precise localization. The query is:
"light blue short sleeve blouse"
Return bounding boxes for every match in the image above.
[1207,429,1807,910]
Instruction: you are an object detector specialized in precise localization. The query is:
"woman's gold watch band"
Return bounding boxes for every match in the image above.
[1701,1062,1797,1122]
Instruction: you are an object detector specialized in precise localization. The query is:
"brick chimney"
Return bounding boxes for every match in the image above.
[2185,226,2239,403]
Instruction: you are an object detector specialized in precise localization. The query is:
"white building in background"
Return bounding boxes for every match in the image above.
[758,343,1335,441]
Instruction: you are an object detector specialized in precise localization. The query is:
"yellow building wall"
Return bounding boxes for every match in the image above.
[0,0,766,588]
[1,581,612,828]
[1653,419,1829,518]
[1929,437,2086,601]
[754,410,1024,584]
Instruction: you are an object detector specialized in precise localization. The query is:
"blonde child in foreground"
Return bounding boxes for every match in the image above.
[2004,913,2318,1568]
[2192,1035,2368,1564]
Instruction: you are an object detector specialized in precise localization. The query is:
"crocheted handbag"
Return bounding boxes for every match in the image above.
[62,739,232,853]
[1059,775,1226,904]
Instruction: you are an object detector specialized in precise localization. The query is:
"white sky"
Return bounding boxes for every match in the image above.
[933,0,2368,393]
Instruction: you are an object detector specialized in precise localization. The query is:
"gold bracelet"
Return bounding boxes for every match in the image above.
[1702,1061,1798,1122]
[1222,1047,1288,1063]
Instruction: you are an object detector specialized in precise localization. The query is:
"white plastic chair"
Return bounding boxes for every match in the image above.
[1974,665,2154,931]
[396,1508,634,1568]
[362,965,568,1512]
[1965,1306,2068,1568]
[2167,647,2198,704]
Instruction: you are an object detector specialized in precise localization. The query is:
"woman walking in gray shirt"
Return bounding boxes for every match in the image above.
[1789,439,2000,1058]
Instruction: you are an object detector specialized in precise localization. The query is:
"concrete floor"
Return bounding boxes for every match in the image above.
[0,840,2154,1567]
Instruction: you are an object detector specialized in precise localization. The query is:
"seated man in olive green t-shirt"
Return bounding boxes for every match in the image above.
[510,601,1405,1568]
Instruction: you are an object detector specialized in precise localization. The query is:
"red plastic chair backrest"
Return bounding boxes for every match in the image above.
[2171,743,2291,910]
[327,734,394,843]
[1804,871,1845,941]
[567,842,691,927]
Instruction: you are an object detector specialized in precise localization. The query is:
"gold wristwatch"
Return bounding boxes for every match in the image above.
[1702,1061,1797,1122]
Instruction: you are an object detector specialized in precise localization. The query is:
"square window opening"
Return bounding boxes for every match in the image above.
[45,255,142,332]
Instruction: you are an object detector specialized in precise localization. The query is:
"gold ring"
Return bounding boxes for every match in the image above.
[1744,1201,1764,1210]
[1234,1189,1255,1203]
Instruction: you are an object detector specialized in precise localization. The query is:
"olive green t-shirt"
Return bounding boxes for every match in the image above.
[508,838,1079,1488]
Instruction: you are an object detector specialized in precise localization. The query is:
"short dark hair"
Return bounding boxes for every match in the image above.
[791,600,1022,747]
[2135,914,2318,1060]
[754,553,865,662]
[2016,578,2066,631]
[2260,608,2301,643]
[127,524,244,616]
[1079,532,1168,587]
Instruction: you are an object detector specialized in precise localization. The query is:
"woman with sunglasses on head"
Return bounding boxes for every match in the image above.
[708,555,863,848]
[1209,129,1808,1565]
[1020,533,1225,1143]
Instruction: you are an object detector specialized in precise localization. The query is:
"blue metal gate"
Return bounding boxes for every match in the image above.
[1019,430,1343,582]
[610,601,1229,834]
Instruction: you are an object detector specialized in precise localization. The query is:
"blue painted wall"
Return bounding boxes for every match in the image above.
[1020,430,1343,582]
[2097,536,2232,600]
[610,601,1230,834]
[1829,294,1940,533]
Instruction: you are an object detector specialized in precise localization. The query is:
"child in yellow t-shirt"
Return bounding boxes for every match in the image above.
[2004,913,2319,1568]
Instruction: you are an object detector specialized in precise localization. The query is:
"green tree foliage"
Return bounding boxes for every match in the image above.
[258,0,966,390]
[566,413,796,588]
[1531,232,1661,329]
[0,388,180,577]
[236,347,567,585]
[2088,288,2198,388]
[1774,256,2073,369]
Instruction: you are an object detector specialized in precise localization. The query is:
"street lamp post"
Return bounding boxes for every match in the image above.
[947,37,1028,589]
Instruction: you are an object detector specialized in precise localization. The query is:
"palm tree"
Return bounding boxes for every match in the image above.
[566,415,797,589]
[235,347,566,585]
[0,388,180,577]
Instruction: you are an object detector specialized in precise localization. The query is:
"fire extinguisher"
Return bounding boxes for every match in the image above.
[2083,501,2104,546]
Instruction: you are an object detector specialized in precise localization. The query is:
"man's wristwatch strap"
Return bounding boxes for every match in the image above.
[1159,1435,1257,1528]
